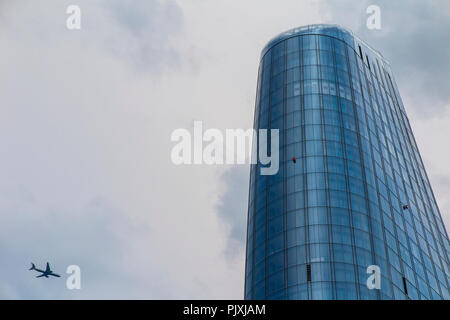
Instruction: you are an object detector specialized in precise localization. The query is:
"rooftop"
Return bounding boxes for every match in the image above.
[261,24,387,65]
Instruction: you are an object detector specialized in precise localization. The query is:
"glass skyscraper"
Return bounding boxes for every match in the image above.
[244,24,450,300]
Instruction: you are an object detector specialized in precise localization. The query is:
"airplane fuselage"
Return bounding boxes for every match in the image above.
[29,262,61,278]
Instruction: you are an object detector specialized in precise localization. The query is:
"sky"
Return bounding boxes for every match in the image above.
[0,0,449,299]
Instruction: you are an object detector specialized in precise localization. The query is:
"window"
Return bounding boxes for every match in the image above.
[358,45,363,60]
[306,264,312,282]
[402,276,408,296]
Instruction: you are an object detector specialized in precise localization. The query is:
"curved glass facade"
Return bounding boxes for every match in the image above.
[244,24,450,300]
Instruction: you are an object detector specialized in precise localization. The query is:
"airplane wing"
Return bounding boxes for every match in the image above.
[36,274,45,278]
[45,262,51,272]
[49,273,61,278]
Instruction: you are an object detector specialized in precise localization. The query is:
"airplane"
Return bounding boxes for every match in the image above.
[29,262,61,278]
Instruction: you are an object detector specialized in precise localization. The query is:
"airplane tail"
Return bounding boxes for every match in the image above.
[29,263,35,270]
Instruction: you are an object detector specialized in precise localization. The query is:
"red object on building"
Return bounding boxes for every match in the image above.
[292,157,296,163]
[403,204,409,210]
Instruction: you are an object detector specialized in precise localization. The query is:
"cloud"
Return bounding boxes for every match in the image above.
[216,165,250,259]
[0,186,164,299]
[318,0,450,235]
[411,109,450,232]
[100,0,183,72]
[319,0,450,117]
[0,0,242,299]
[0,0,183,74]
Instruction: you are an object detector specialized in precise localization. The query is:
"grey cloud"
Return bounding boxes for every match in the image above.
[2,0,184,74]
[320,0,450,117]
[428,174,450,233]
[0,0,244,299]
[318,0,450,230]
[101,0,184,72]
[0,186,166,299]
[216,166,250,259]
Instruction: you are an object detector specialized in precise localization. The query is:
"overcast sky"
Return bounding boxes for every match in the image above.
[0,0,449,299]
